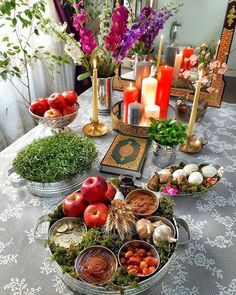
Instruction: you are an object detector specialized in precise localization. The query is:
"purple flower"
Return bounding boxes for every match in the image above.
[113,6,173,62]
[162,184,179,195]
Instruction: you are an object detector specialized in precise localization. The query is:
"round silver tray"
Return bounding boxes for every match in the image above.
[34,206,191,295]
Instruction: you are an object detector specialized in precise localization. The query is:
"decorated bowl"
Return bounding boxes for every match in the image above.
[29,102,79,129]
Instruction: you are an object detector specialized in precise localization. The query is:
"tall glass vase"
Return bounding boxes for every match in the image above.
[92,76,113,115]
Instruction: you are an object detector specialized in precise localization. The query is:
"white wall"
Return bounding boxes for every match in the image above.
[155,0,236,77]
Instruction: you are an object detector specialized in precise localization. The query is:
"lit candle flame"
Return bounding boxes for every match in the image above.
[93,59,97,69]
[150,0,153,7]
[129,82,133,88]
[165,65,168,69]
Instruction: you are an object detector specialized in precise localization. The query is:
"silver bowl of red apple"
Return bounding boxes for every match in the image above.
[29,91,79,129]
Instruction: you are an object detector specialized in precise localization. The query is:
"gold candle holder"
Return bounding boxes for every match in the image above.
[179,135,207,153]
[82,120,108,137]
[180,70,207,153]
[82,58,108,137]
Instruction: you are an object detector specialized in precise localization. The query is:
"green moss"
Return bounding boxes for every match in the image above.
[157,197,174,219]
[13,133,97,183]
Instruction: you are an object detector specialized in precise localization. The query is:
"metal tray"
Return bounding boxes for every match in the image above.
[8,167,90,198]
[34,210,191,295]
[147,162,224,197]
[111,101,176,138]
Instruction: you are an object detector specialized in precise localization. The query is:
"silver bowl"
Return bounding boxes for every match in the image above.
[29,102,79,129]
[118,240,160,278]
[126,189,159,217]
[75,246,118,285]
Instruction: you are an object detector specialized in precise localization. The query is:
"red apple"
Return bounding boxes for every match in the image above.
[48,92,66,109]
[44,108,62,118]
[83,202,108,228]
[105,183,116,202]
[62,105,75,116]
[81,176,108,203]
[30,98,49,116]
[63,192,87,217]
[62,90,78,106]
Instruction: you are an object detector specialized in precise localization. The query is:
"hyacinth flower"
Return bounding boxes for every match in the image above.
[113,6,173,62]
[105,5,129,53]
[72,3,96,55]
[162,184,179,195]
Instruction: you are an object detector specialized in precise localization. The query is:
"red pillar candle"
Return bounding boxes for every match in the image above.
[181,47,194,70]
[155,65,174,119]
[123,82,139,123]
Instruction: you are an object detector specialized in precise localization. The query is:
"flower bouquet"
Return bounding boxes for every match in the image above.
[41,0,177,80]
[179,42,227,100]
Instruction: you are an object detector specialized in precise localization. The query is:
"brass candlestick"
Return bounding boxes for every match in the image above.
[82,119,108,137]
[179,135,207,153]
[83,58,108,137]
[180,70,207,153]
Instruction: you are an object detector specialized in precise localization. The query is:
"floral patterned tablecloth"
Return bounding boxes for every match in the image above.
[0,88,236,295]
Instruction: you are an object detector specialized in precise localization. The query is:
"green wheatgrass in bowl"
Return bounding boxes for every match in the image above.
[13,133,98,183]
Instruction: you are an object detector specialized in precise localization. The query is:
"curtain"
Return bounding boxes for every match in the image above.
[0,1,75,151]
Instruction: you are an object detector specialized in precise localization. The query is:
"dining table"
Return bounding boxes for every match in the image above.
[0,88,236,295]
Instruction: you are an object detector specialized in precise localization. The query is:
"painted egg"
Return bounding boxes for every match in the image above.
[188,172,203,185]
[201,165,218,178]
[183,163,198,176]
[172,169,186,179]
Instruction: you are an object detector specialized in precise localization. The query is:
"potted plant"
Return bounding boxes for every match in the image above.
[148,118,187,168]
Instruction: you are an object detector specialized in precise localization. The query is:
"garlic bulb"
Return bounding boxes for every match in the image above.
[153,221,176,245]
[201,165,217,178]
[136,219,154,241]
[188,171,203,185]
[158,168,172,184]
[183,163,198,176]
[172,169,186,179]
[113,190,125,201]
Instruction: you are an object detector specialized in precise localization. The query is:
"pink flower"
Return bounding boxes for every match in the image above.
[189,54,198,66]
[218,63,227,75]
[201,76,209,85]
[73,10,86,31]
[207,87,215,93]
[201,50,206,55]
[105,5,129,53]
[162,184,178,195]
[210,61,220,70]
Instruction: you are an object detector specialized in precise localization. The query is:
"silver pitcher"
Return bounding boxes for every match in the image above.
[152,141,177,168]
[96,77,113,115]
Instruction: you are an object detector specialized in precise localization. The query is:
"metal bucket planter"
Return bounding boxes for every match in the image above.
[34,211,191,295]
[8,168,90,198]
[152,141,177,168]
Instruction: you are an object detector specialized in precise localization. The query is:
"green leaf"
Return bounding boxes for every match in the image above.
[77,72,91,81]
[1,71,7,81]
[12,17,17,26]
[2,36,9,42]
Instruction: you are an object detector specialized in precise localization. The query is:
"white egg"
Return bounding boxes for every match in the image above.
[183,163,199,176]
[201,165,218,178]
[188,172,203,185]
[172,169,186,179]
